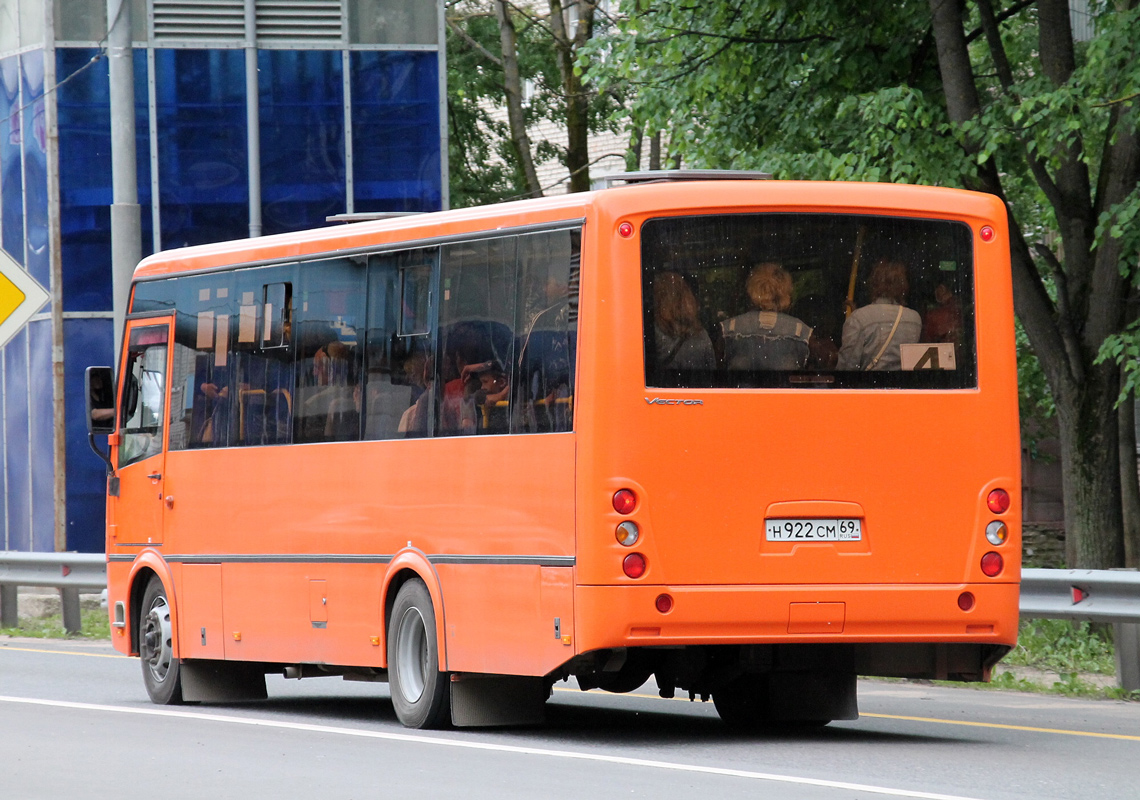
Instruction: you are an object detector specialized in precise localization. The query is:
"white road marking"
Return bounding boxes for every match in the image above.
[0,694,987,800]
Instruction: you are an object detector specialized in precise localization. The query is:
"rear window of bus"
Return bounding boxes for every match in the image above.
[642,213,976,389]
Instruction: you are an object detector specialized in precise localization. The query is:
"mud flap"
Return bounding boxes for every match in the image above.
[767,671,859,722]
[181,660,268,703]
[450,673,547,727]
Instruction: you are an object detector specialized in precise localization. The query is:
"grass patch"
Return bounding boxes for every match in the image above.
[1003,618,1116,675]
[0,607,111,640]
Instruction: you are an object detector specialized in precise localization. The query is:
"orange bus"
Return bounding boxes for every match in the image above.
[87,173,1020,729]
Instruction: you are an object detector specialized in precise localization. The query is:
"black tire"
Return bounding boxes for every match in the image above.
[713,676,766,730]
[139,577,184,705]
[388,580,450,729]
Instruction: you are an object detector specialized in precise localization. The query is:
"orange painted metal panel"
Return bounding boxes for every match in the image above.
[179,564,224,659]
[437,564,575,676]
[574,583,1019,650]
[107,180,1020,679]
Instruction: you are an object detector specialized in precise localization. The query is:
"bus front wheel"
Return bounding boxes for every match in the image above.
[139,577,184,705]
[388,580,450,729]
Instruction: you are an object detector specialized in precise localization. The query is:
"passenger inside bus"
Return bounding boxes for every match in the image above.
[721,263,812,371]
[652,272,715,370]
[398,353,433,437]
[837,259,922,371]
[465,359,510,434]
[922,282,964,345]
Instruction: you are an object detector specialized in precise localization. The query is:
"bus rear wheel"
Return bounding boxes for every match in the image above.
[388,580,450,729]
[139,577,184,705]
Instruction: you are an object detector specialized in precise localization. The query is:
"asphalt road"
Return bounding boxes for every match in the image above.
[2,637,1138,800]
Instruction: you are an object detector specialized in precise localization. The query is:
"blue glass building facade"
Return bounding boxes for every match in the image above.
[0,0,445,552]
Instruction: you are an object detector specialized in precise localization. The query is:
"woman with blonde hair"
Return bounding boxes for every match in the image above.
[652,272,714,369]
[722,262,811,370]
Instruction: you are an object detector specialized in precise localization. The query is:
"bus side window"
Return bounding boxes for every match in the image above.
[174,278,236,448]
[513,229,578,433]
[436,237,517,437]
[364,249,437,440]
[293,257,365,444]
[231,276,295,446]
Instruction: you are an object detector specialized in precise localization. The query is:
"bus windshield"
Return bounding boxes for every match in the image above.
[642,213,976,389]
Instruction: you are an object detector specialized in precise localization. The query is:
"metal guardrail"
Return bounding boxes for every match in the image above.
[0,555,1137,690]
[1020,568,1140,624]
[1020,568,1140,692]
[0,552,106,633]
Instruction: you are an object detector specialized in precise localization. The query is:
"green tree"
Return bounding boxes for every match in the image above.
[590,0,1140,567]
[447,0,620,206]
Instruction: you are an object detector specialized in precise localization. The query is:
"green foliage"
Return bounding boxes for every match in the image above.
[0,607,111,639]
[446,3,533,207]
[447,0,622,205]
[1004,619,1116,675]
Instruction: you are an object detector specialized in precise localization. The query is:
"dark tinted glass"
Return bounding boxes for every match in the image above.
[231,272,295,446]
[435,238,517,437]
[364,248,437,440]
[642,214,976,390]
[293,257,366,443]
[513,229,578,433]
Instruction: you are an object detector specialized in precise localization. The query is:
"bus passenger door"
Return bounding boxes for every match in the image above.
[112,319,173,547]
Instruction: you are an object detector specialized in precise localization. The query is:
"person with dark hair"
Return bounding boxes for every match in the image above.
[722,262,812,370]
[837,259,922,371]
[653,272,714,369]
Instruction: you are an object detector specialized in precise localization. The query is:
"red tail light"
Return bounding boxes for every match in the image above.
[655,593,673,614]
[980,552,1004,577]
[623,553,647,579]
[987,489,1010,514]
[957,591,975,611]
[612,489,637,515]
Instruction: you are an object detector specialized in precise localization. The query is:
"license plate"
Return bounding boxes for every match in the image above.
[765,518,862,542]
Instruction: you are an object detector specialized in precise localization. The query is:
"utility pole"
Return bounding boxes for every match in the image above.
[107,0,140,362]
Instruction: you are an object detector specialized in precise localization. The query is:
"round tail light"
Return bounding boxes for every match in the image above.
[985,521,1008,546]
[980,225,995,242]
[987,489,1010,514]
[612,489,637,515]
[622,553,647,579]
[655,593,673,614]
[618,221,634,238]
[980,552,1004,577]
[957,591,975,611]
[615,521,640,546]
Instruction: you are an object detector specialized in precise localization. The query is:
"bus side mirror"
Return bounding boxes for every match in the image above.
[85,366,116,436]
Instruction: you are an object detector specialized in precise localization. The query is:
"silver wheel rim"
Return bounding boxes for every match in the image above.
[142,595,173,684]
[395,606,428,703]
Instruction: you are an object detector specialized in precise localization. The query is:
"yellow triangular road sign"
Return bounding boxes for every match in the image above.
[0,249,51,350]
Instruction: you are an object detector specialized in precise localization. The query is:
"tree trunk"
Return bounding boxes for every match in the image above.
[627,125,644,171]
[1057,373,1126,568]
[928,0,1138,567]
[649,131,661,170]
[1119,391,1140,567]
[495,0,543,197]
[549,0,594,192]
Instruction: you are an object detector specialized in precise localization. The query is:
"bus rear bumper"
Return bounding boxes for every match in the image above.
[574,582,1019,651]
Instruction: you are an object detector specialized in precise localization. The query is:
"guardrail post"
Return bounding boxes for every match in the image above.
[61,588,82,635]
[1116,622,1140,693]
[1,585,17,628]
